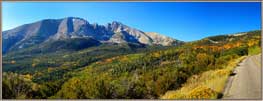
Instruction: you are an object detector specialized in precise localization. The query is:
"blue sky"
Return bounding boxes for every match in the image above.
[2,2,261,41]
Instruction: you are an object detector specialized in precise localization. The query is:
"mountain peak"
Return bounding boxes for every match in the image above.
[61,17,89,25]
[111,21,123,25]
[63,17,85,20]
[110,21,126,28]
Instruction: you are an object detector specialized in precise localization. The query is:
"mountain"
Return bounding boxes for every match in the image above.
[189,31,261,46]
[3,17,183,53]
[145,32,179,46]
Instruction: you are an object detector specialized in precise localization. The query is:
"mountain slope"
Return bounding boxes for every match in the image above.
[2,19,62,53]
[54,30,260,99]
[2,30,261,99]
[145,32,180,46]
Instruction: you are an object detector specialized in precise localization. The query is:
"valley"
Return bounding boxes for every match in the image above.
[2,17,261,99]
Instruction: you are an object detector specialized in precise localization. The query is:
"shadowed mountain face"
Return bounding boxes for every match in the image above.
[2,17,183,53]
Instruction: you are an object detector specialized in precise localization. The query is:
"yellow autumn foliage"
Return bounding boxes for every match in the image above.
[48,67,54,73]
[11,60,16,64]
[23,74,33,81]
[32,63,36,67]
[187,86,218,99]
[152,52,161,58]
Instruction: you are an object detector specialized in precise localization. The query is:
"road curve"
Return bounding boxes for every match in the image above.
[223,54,261,99]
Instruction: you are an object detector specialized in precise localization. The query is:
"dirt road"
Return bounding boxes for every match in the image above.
[223,54,261,99]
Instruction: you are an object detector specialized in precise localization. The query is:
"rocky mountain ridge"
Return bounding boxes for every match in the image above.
[3,17,183,53]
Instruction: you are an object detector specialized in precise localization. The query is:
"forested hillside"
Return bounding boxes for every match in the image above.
[2,30,261,99]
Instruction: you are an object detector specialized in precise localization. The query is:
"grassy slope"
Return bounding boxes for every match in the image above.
[161,56,246,99]
[248,46,261,55]
[161,31,261,99]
